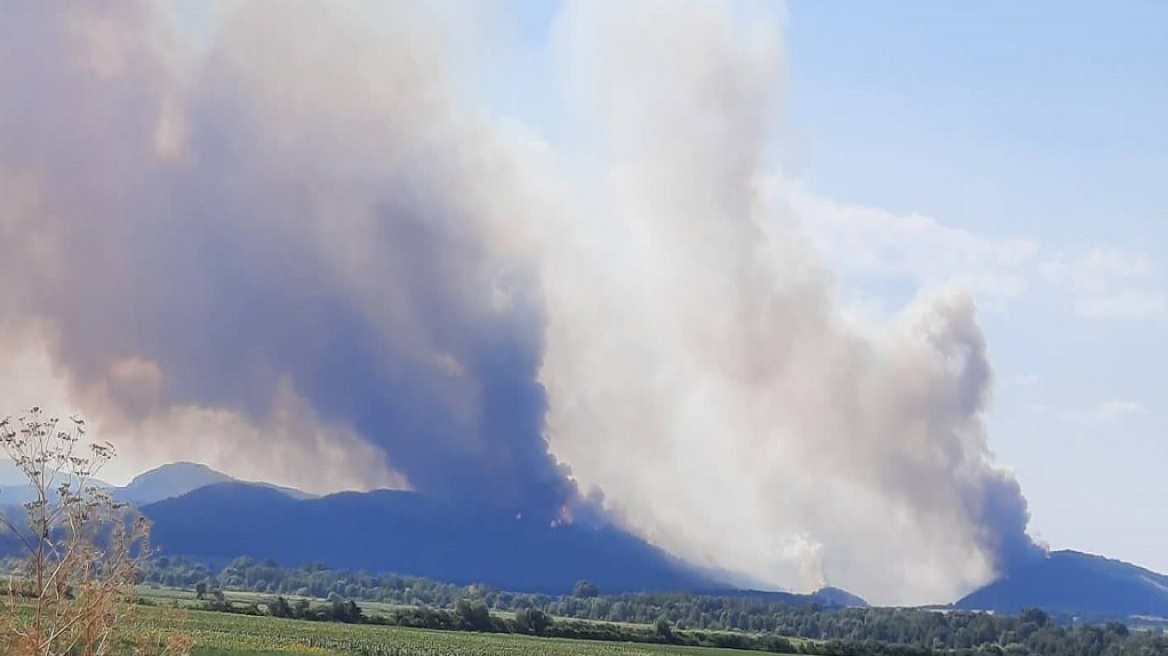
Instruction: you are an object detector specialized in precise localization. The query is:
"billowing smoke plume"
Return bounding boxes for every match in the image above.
[532,1,1042,604]
[0,0,1040,603]
[0,0,574,519]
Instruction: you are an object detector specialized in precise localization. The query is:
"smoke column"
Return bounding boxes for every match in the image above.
[0,0,575,519]
[0,0,1040,603]
[532,1,1042,604]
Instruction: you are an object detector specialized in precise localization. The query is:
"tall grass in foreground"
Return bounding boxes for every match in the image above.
[0,407,191,656]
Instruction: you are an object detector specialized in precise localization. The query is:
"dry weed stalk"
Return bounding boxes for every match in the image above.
[0,407,188,656]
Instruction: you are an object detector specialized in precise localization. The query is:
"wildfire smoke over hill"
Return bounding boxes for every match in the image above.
[0,0,1039,605]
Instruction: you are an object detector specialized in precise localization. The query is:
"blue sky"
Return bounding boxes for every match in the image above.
[784,0,1168,237]
[484,0,1168,571]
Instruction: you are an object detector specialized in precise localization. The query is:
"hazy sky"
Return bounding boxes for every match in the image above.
[1,0,1164,604]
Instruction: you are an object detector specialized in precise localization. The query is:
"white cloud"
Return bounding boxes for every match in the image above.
[1040,249,1167,322]
[1062,399,1150,425]
[1074,291,1167,321]
[1059,249,1157,281]
[765,180,1166,325]
[767,177,1038,310]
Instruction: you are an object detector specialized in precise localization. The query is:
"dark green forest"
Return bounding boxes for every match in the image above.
[136,556,1168,656]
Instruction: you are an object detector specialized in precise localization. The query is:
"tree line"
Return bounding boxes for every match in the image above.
[138,555,1168,656]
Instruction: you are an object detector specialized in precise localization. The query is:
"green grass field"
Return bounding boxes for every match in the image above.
[162,606,774,656]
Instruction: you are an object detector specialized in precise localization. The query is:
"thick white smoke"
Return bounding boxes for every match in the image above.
[0,0,1036,604]
[531,1,1037,605]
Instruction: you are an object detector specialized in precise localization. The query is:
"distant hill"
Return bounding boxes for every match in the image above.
[955,550,1168,619]
[141,483,722,595]
[0,468,112,506]
[119,462,237,505]
[0,459,33,486]
[0,461,312,507]
[812,586,869,608]
[687,585,869,608]
[119,462,313,505]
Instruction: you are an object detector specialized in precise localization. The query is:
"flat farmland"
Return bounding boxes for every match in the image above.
[162,606,778,656]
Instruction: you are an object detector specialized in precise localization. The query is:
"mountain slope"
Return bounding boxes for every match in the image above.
[812,586,869,608]
[0,461,312,506]
[0,459,32,486]
[0,476,113,505]
[119,462,237,505]
[141,483,718,594]
[956,550,1168,618]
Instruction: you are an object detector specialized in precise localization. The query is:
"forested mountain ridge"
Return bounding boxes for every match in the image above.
[957,550,1168,618]
[8,458,1168,629]
[133,469,1168,622]
[140,481,718,594]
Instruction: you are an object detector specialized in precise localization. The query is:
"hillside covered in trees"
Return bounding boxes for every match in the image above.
[957,550,1168,617]
[139,483,715,593]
